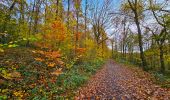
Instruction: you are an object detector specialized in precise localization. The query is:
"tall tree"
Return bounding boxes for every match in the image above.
[147,0,170,72]
[84,0,88,47]
[73,0,81,54]
[67,0,70,28]
[33,0,42,34]
[56,0,59,18]
[126,0,147,70]
[89,0,113,46]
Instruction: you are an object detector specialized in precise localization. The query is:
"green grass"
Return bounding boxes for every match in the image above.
[53,59,105,99]
[24,59,105,99]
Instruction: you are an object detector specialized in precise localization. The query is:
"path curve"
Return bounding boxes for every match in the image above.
[75,60,170,100]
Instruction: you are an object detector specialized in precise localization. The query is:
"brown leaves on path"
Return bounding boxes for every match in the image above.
[75,60,170,100]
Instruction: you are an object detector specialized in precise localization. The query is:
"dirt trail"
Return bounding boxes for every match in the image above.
[75,60,170,100]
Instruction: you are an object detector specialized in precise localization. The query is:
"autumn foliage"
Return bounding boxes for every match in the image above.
[35,20,67,49]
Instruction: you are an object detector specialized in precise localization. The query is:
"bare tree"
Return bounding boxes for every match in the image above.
[89,0,114,46]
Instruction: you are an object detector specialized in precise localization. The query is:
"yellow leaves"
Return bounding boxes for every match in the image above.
[1,70,21,80]
[47,63,56,67]
[1,69,12,79]
[0,48,4,52]
[34,58,44,62]
[51,68,62,76]
[1,89,8,93]
[13,90,24,98]
[8,45,13,48]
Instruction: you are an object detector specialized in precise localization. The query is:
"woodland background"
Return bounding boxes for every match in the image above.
[0,0,170,99]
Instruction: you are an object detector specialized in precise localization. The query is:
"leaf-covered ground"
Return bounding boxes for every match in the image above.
[75,60,170,100]
[0,47,105,99]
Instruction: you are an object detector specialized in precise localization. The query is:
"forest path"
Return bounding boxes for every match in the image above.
[75,60,170,100]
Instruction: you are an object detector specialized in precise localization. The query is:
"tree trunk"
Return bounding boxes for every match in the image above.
[159,43,165,73]
[75,9,79,55]
[28,0,36,35]
[56,0,59,19]
[127,0,147,70]
[111,41,114,58]
[33,0,41,34]
[20,0,25,23]
[134,12,147,70]
[84,0,88,47]
[67,0,70,28]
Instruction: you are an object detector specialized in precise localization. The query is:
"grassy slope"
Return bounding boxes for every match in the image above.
[0,47,105,99]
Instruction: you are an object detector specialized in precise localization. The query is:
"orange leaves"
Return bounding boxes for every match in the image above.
[45,51,61,59]
[51,68,63,76]
[51,21,63,29]
[32,50,61,59]
[75,32,82,40]
[47,62,56,68]
[35,20,68,49]
[76,47,86,54]
[47,20,67,42]
[34,57,44,62]
[32,50,64,68]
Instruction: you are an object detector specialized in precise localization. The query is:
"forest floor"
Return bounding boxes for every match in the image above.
[75,60,170,100]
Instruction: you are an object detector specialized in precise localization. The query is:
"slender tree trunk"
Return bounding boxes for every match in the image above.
[134,12,147,70]
[33,0,40,34]
[127,0,147,70]
[27,0,36,46]
[44,0,48,24]
[20,0,25,23]
[67,0,70,28]
[159,43,165,73]
[101,33,104,58]
[84,0,88,47]
[56,0,59,19]
[111,41,114,58]
[28,0,36,35]
[75,1,79,55]
[123,18,126,58]
[75,12,79,55]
